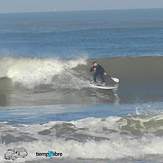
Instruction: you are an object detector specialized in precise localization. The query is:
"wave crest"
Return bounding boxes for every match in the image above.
[0,57,88,89]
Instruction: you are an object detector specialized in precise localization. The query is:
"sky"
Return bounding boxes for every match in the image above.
[0,0,163,13]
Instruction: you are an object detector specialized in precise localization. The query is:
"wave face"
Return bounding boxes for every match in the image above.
[0,56,163,106]
[0,114,163,162]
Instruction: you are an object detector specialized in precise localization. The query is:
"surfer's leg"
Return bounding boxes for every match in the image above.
[100,73,105,82]
[93,73,97,82]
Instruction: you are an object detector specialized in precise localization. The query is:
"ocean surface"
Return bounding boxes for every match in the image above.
[0,9,163,163]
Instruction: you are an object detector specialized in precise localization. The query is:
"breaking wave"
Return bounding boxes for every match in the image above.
[0,57,88,89]
[1,56,163,90]
[0,114,163,161]
[0,56,163,106]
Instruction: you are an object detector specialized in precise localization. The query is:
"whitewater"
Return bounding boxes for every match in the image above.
[0,57,88,89]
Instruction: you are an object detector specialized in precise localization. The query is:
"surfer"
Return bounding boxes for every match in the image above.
[90,61,107,83]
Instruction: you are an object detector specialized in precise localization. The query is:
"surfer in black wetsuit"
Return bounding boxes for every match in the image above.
[90,61,107,83]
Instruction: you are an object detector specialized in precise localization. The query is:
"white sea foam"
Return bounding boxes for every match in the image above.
[1,136,163,162]
[0,130,163,162]
[0,57,88,89]
[0,115,163,162]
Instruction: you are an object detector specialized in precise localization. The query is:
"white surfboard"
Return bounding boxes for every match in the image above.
[89,83,118,89]
[89,77,119,90]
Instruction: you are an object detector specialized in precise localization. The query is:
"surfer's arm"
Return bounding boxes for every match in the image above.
[90,66,94,72]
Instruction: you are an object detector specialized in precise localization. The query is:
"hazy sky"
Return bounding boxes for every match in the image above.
[0,0,163,13]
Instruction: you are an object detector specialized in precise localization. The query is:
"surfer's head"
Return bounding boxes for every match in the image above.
[92,61,97,67]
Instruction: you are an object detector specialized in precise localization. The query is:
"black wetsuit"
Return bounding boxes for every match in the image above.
[90,64,105,82]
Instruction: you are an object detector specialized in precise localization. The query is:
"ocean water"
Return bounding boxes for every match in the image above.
[0,9,163,163]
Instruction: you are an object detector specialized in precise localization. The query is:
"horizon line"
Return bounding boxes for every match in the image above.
[0,7,163,14]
